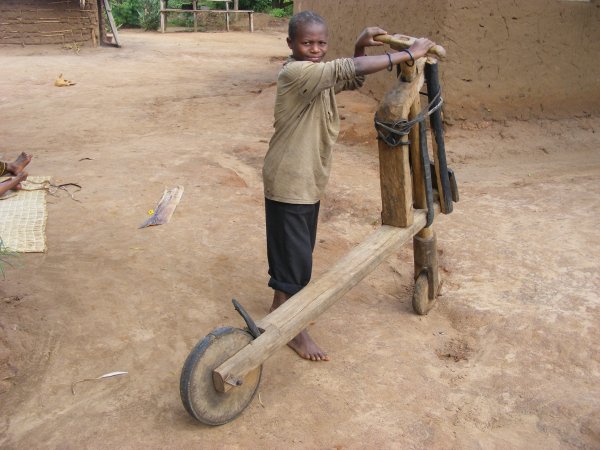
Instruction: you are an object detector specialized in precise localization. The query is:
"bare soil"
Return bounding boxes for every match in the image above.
[0,28,599,449]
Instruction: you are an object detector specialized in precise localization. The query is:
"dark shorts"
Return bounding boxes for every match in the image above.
[265,198,320,295]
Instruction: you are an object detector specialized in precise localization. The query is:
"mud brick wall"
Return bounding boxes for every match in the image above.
[294,0,600,120]
[0,0,99,46]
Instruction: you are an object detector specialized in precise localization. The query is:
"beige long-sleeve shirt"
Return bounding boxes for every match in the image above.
[262,57,364,204]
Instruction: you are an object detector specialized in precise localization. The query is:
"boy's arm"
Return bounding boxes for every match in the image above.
[334,26,387,93]
[354,26,387,57]
[333,68,365,93]
[353,32,435,76]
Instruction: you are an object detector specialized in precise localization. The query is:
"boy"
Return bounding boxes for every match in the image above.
[0,152,31,196]
[263,11,434,361]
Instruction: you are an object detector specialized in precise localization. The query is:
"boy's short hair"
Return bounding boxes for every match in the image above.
[288,10,327,40]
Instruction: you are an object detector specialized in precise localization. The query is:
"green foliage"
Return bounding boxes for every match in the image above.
[138,0,161,30]
[167,0,191,6]
[110,0,292,28]
[163,1,228,10]
[237,0,292,16]
[269,5,292,17]
[110,0,160,29]
[238,0,270,13]
[203,1,226,10]
[111,0,141,27]
[168,13,195,28]
[270,0,291,9]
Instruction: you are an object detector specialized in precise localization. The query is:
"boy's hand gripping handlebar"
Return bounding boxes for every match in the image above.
[374,34,447,60]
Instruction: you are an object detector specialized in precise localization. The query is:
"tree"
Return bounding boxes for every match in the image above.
[271,1,291,8]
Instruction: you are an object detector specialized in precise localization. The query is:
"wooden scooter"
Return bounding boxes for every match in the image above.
[179,35,457,426]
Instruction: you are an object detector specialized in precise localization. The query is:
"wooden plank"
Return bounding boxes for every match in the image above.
[139,186,184,228]
[376,63,424,122]
[375,59,425,228]
[102,0,121,47]
[378,136,412,227]
[409,95,426,210]
[161,9,249,13]
[213,207,438,392]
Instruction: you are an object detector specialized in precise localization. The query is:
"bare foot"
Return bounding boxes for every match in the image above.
[287,329,330,361]
[0,172,28,196]
[270,289,330,362]
[6,152,32,175]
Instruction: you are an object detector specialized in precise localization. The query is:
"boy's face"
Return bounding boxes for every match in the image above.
[287,22,328,63]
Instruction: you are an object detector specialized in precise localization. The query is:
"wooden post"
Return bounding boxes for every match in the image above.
[225,1,230,31]
[375,59,426,228]
[213,207,437,392]
[233,0,239,22]
[248,11,253,32]
[96,0,104,44]
[160,0,167,33]
[378,128,412,227]
[401,62,426,213]
[192,0,197,32]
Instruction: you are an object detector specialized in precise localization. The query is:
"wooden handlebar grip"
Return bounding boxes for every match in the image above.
[374,34,446,60]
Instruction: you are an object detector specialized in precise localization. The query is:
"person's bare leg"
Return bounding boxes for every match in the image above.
[270,289,330,361]
[6,152,32,175]
[0,172,28,197]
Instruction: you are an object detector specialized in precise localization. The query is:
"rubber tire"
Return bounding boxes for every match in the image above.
[180,327,262,426]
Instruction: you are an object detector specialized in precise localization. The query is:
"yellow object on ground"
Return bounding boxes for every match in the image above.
[54,74,76,87]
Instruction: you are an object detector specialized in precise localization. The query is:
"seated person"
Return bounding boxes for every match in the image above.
[0,152,32,197]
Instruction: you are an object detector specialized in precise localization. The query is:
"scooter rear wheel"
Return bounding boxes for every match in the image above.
[180,327,262,425]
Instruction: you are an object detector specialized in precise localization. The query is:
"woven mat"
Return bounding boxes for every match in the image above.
[0,176,51,253]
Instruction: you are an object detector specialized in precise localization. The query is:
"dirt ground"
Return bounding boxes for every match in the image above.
[0,26,599,449]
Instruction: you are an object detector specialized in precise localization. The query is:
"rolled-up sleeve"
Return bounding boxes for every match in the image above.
[335,73,365,93]
[281,58,359,101]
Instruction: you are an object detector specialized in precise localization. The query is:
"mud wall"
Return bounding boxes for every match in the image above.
[294,0,600,120]
[0,0,99,47]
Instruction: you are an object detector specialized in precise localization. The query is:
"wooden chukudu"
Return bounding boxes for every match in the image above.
[179,35,457,426]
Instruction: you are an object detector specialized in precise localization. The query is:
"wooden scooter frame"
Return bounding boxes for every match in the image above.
[180,37,454,425]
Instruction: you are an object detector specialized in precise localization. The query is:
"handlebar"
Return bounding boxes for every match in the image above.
[374,34,446,60]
